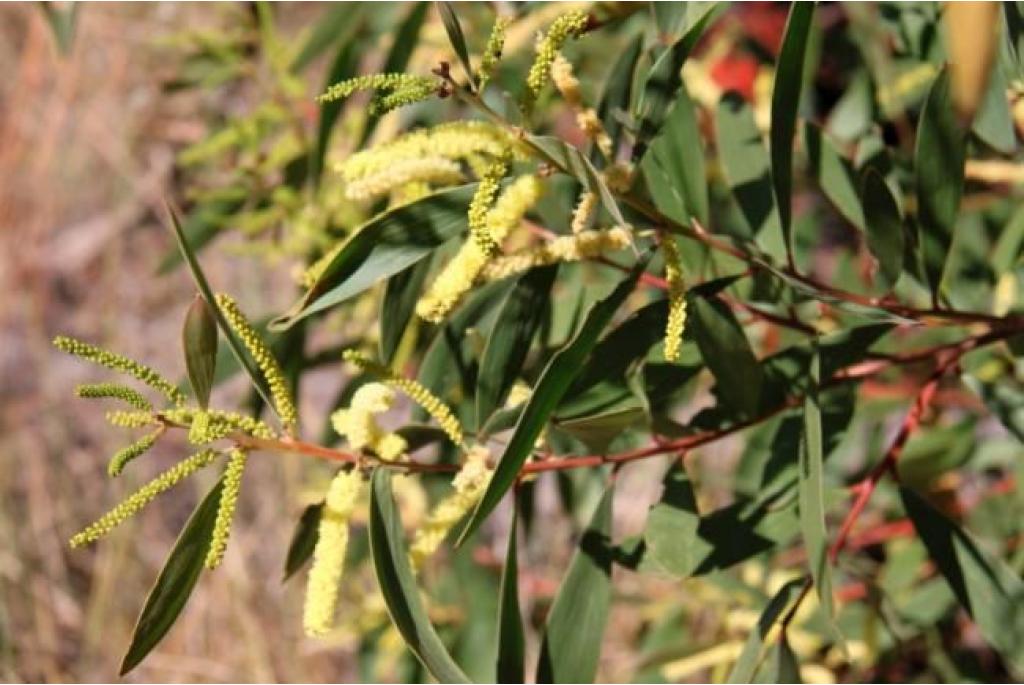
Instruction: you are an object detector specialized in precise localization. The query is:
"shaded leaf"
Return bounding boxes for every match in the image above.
[368,469,471,683]
[689,293,763,417]
[642,81,708,226]
[120,477,224,675]
[594,33,643,159]
[290,3,364,72]
[380,255,433,365]
[727,578,806,683]
[438,2,474,86]
[537,485,614,684]
[528,135,627,227]
[496,511,524,683]
[283,502,323,582]
[642,460,700,576]
[477,265,558,430]
[803,121,863,229]
[271,185,477,331]
[770,636,802,683]
[459,261,647,544]
[860,168,905,291]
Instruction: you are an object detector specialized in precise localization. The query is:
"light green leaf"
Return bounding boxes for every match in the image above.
[182,294,218,409]
[770,636,802,683]
[368,468,472,683]
[803,121,863,229]
[537,485,614,684]
[290,3,364,72]
[120,477,224,675]
[642,460,700,576]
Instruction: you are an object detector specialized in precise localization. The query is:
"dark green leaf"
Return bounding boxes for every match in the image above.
[437,2,474,86]
[690,293,763,417]
[271,185,477,331]
[182,295,218,409]
[770,1,815,261]
[368,469,472,683]
[716,92,782,243]
[380,255,433,365]
[477,265,558,430]
[900,486,1024,676]
[727,578,806,683]
[803,121,863,229]
[915,67,966,300]
[167,206,276,412]
[964,372,1024,443]
[860,168,905,291]
[641,82,708,226]
[120,477,224,675]
[459,261,646,544]
[283,502,323,582]
[594,33,643,159]
[290,3,364,72]
[642,460,700,576]
[496,511,524,683]
[797,346,838,638]
[528,135,628,227]
[537,485,614,684]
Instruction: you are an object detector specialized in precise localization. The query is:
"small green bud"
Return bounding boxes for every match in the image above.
[183,294,218,409]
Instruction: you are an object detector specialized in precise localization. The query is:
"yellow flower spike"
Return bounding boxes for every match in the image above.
[162,407,276,441]
[551,52,582,106]
[205,448,248,570]
[577,109,613,158]
[75,383,153,412]
[526,10,590,101]
[409,445,492,571]
[54,336,186,407]
[317,73,438,114]
[343,157,463,202]
[214,294,298,430]
[480,227,632,281]
[570,190,597,234]
[106,410,158,429]
[350,382,397,414]
[478,17,511,90]
[343,351,464,447]
[303,469,364,638]
[107,430,162,477]
[69,449,220,548]
[661,237,688,363]
[416,174,543,322]
[331,383,409,459]
[467,155,510,257]
[376,433,408,461]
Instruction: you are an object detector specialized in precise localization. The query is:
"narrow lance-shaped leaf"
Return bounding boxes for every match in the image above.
[368,468,472,684]
[380,255,433,365]
[477,265,558,431]
[689,293,763,418]
[797,345,839,639]
[770,1,815,264]
[537,484,614,684]
[803,121,863,230]
[593,33,643,161]
[167,206,276,412]
[271,185,477,331]
[915,67,966,302]
[770,636,802,684]
[437,2,474,86]
[183,294,218,409]
[860,168,905,292]
[496,510,525,684]
[282,502,323,582]
[120,477,225,675]
[900,486,1024,677]
[727,578,806,683]
[290,2,364,73]
[458,259,647,545]
[527,135,628,227]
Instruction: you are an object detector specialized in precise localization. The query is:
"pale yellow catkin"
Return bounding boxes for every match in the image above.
[570,191,597,234]
[330,382,408,460]
[661,237,688,363]
[205,448,248,569]
[480,227,632,281]
[343,157,463,202]
[69,449,220,548]
[303,469,364,637]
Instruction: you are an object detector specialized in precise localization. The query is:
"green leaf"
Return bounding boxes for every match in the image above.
[271,185,477,331]
[283,502,323,582]
[770,636,802,683]
[120,477,224,675]
[167,206,276,412]
[537,485,614,684]
[915,67,966,301]
[39,2,79,56]
[594,33,643,159]
[770,1,815,261]
[290,3,364,72]
[803,121,863,229]
[727,578,806,683]
[716,92,782,242]
[528,135,628,227]
[860,168,905,291]
[642,460,700,576]
[368,468,472,684]
[634,4,720,158]
[477,265,558,430]
[689,293,763,417]
[797,346,838,638]
[182,295,218,409]
[496,511,524,683]
[900,486,1024,676]
[964,372,1024,443]
[359,3,429,147]
[641,81,708,226]
[459,261,646,545]
[157,196,245,274]
[972,61,1016,154]
[437,2,474,86]
[380,255,433,365]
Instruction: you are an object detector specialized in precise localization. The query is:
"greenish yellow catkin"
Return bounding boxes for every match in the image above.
[162,407,276,441]
[661,237,688,363]
[526,10,590,102]
[214,294,298,430]
[467,155,509,257]
[478,17,510,90]
[54,336,185,406]
[75,383,152,411]
[409,445,491,571]
[69,449,220,548]
[205,448,248,569]
[106,410,158,428]
[343,351,463,446]
[303,469,364,637]
[330,383,408,460]
[107,430,162,477]
[317,73,437,114]
[480,227,632,281]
